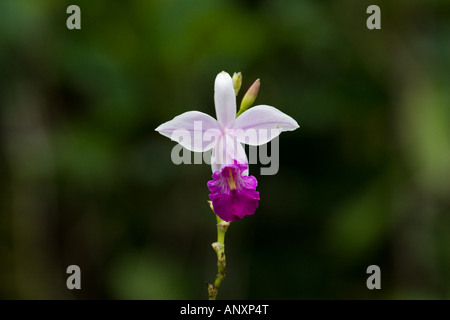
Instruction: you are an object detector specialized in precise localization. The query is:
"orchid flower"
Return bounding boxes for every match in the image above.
[156,71,299,222]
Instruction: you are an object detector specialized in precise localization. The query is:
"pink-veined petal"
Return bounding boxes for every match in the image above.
[155,111,221,152]
[234,105,299,146]
[214,71,236,128]
[211,133,248,174]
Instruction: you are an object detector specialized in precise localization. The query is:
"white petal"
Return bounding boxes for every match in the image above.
[155,111,221,152]
[211,133,248,174]
[234,105,299,146]
[214,71,236,128]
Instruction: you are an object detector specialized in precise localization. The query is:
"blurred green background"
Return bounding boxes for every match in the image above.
[1,0,449,299]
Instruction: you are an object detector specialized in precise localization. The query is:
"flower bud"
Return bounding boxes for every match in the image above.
[232,72,242,96]
[237,79,260,117]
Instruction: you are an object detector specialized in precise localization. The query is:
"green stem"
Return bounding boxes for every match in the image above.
[207,203,229,300]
